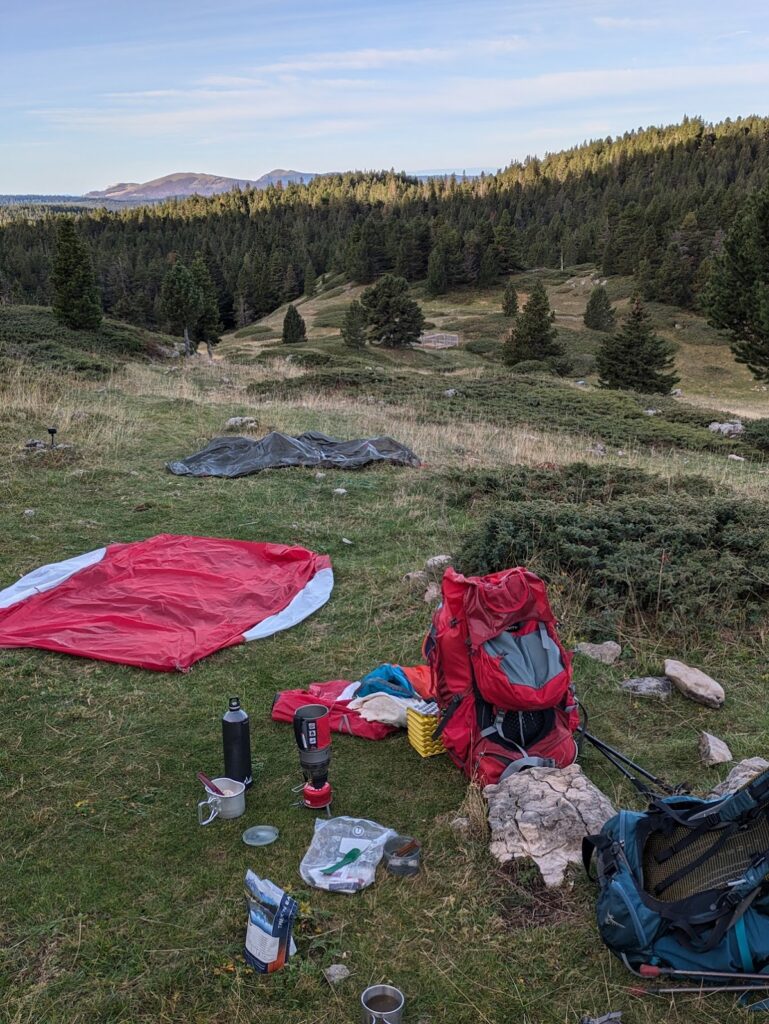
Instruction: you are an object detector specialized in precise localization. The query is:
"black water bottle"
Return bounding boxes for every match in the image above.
[222,696,252,788]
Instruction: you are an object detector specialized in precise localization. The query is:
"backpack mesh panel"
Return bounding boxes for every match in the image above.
[642,815,769,902]
[497,708,554,748]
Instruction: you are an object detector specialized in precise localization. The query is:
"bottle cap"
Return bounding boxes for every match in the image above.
[229,696,240,710]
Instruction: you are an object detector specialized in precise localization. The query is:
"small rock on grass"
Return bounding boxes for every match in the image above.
[699,731,733,766]
[423,581,441,603]
[425,554,452,574]
[664,659,725,708]
[332,487,347,496]
[620,676,672,699]
[314,471,326,480]
[574,641,621,665]
[323,963,351,985]
[225,416,258,431]
[403,570,428,588]
[22,508,37,518]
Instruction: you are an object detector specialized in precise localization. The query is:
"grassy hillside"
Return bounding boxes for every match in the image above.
[1,276,769,1024]
[0,305,178,377]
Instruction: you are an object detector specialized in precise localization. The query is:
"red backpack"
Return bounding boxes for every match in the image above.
[424,566,580,787]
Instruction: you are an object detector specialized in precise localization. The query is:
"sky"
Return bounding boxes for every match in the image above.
[2,0,769,194]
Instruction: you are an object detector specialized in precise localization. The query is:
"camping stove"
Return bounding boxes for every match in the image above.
[292,704,333,815]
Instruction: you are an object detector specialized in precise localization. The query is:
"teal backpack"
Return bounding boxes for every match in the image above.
[584,768,769,980]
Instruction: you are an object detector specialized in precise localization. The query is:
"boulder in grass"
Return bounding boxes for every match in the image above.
[575,641,621,665]
[664,659,725,708]
[620,676,672,699]
[708,758,769,798]
[699,732,733,766]
[485,764,616,887]
[225,416,258,431]
[708,420,743,437]
[425,554,452,575]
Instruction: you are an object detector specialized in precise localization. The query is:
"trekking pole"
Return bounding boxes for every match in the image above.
[638,964,769,984]
[582,732,679,796]
[630,983,769,996]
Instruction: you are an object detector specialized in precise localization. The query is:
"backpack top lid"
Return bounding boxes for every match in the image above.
[441,566,556,646]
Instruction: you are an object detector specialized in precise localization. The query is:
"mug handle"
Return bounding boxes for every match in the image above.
[198,795,219,825]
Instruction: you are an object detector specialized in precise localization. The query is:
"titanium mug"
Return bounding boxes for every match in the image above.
[360,984,405,1023]
[197,777,246,825]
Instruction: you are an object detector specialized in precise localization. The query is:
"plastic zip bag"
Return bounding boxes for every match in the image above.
[300,816,396,893]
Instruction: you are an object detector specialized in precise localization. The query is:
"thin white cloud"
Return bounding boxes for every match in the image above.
[33,61,769,138]
[594,17,667,30]
[252,37,526,73]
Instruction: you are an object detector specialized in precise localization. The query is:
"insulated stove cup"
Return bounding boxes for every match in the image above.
[293,704,332,778]
[197,777,246,825]
[360,984,405,1023]
[293,704,333,808]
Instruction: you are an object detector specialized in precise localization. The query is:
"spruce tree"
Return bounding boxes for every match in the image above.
[596,295,679,393]
[502,280,519,317]
[51,218,102,330]
[341,299,367,348]
[494,210,524,273]
[190,255,221,358]
[707,183,769,380]
[360,274,425,348]
[160,261,200,355]
[503,280,568,371]
[478,246,499,287]
[425,246,448,296]
[304,261,317,297]
[282,303,306,344]
[583,285,615,331]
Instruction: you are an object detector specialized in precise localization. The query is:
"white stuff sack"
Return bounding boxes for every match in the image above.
[299,816,396,893]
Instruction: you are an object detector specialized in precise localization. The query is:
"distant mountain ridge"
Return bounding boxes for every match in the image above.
[85,169,316,201]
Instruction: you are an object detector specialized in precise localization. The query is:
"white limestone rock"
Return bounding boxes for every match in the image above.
[664,659,725,708]
[699,732,733,766]
[485,764,616,887]
[574,641,621,665]
[620,676,672,699]
[708,758,769,798]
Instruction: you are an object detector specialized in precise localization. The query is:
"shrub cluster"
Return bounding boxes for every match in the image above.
[248,368,751,455]
[447,462,717,507]
[743,418,769,452]
[457,492,769,635]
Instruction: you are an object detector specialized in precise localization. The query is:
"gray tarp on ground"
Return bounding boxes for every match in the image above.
[166,430,421,478]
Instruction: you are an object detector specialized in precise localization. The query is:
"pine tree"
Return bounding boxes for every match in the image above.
[51,218,102,330]
[282,264,301,303]
[478,246,499,287]
[707,183,769,380]
[304,261,317,297]
[503,280,568,371]
[190,255,221,358]
[360,274,425,348]
[341,299,367,348]
[502,280,519,317]
[425,246,448,296]
[596,295,679,393]
[160,260,200,355]
[494,210,524,273]
[583,285,615,331]
[282,303,306,344]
